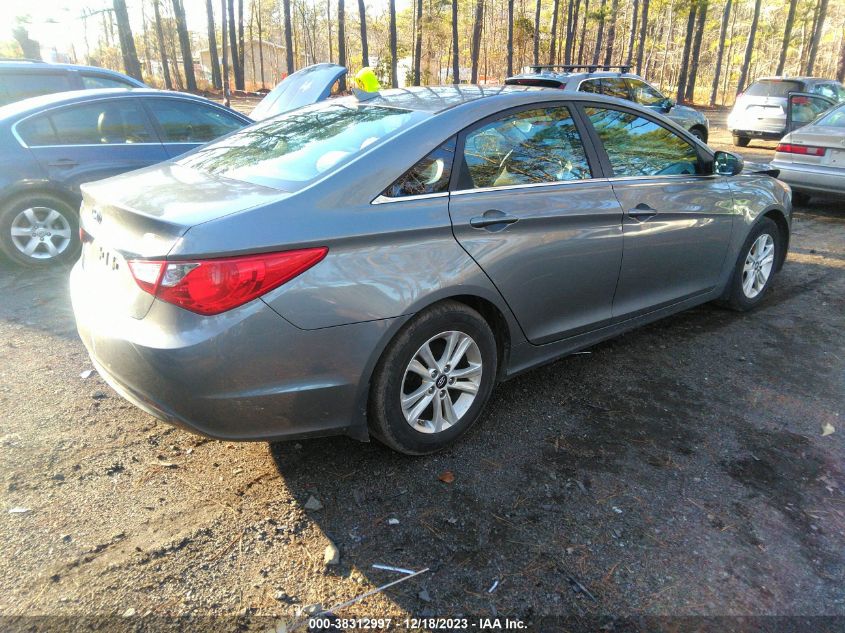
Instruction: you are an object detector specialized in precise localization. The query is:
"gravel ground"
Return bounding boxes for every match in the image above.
[0,100,843,632]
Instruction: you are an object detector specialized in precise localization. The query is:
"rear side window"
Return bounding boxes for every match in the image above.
[578,78,631,100]
[461,106,592,188]
[745,80,803,98]
[81,74,134,89]
[19,100,155,146]
[146,98,244,142]
[383,137,456,198]
[0,72,73,105]
[812,83,845,102]
[178,101,426,190]
[586,107,701,177]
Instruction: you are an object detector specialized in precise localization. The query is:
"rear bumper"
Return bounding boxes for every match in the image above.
[70,261,392,441]
[771,162,845,196]
[727,112,785,139]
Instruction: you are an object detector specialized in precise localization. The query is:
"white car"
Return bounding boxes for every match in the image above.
[772,102,845,204]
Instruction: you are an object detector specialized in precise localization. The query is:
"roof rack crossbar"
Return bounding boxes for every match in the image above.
[527,64,631,74]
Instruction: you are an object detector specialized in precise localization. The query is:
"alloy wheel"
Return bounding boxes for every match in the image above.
[10,207,73,260]
[400,330,483,434]
[741,233,775,299]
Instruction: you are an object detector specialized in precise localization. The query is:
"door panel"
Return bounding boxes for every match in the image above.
[582,105,735,319]
[786,92,836,133]
[448,104,624,344]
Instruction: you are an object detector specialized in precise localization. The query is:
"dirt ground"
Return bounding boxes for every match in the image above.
[1,99,844,632]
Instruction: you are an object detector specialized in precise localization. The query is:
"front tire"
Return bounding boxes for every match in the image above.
[368,301,498,455]
[724,217,781,311]
[0,193,80,267]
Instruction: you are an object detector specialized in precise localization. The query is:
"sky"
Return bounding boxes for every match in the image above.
[2,0,409,61]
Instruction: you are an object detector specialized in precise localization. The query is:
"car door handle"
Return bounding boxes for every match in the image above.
[628,203,658,220]
[470,210,519,230]
[47,159,78,168]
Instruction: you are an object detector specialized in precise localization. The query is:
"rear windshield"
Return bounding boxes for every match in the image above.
[177,101,425,190]
[745,80,803,98]
[816,104,845,127]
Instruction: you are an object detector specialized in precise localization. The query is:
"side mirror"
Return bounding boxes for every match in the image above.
[714,150,744,176]
[662,98,675,112]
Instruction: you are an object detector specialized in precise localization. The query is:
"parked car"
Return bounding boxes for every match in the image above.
[727,76,845,147]
[70,86,791,455]
[0,59,146,106]
[504,64,710,141]
[0,88,251,266]
[772,101,845,203]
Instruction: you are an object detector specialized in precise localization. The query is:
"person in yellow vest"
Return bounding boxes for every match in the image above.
[353,67,382,93]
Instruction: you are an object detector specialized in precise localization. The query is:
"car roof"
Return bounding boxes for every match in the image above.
[358,85,546,114]
[0,59,141,79]
[0,88,244,123]
[751,76,839,83]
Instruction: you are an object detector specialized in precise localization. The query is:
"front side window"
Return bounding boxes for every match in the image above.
[178,101,426,190]
[626,79,665,106]
[462,106,592,188]
[146,99,245,142]
[586,107,701,177]
[383,137,456,197]
[38,100,154,145]
[81,74,134,89]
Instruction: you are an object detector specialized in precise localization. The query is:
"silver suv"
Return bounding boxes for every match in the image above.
[505,64,710,141]
[728,76,845,147]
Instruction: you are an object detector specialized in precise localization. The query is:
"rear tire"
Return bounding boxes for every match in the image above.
[733,135,750,148]
[0,193,80,267]
[724,217,781,312]
[689,127,707,143]
[368,301,497,455]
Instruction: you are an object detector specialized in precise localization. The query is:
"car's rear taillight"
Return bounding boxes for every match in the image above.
[127,248,327,315]
[775,143,826,156]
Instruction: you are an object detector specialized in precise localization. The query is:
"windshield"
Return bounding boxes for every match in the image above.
[745,80,803,98]
[177,101,426,190]
[816,104,845,127]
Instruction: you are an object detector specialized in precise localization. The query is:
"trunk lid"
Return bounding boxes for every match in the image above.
[78,162,286,319]
[783,126,845,169]
[250,63,347,121]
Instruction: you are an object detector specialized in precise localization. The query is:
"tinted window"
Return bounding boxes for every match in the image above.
[16,115,59,146]
[146,99,245,142]
[586,107,700,177]
[579,79,601,94]
[45,100,154,145]
[81,74,134,89]
[811,83,845,102]
[0,72,73,105]
[462,106,592,188]
[178,101,425,190]
[626,79,665,106]
[600,78,630,100]
[384,137,456,197]
[816,104,845,127]
[790,94,835,124]
[745,79,803,98]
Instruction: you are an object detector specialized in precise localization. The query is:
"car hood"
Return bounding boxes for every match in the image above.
[670,103,707,126]
[250,63,347,120]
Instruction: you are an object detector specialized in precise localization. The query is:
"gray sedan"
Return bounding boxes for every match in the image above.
[70,87,792,455]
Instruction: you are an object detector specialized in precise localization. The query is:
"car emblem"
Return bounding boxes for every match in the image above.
[91,208,103,224]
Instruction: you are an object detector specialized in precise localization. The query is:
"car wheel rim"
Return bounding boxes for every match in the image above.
[10,206,73,260]
[400,330,483,434]
[742,233,775,299]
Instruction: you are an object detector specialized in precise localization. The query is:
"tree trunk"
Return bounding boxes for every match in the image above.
[414,0,423,84]
[220,0,229,104]
[736,0,762,94]
[684,0,707,102]
[237,0,245,88]
[227,0,243,88]
[625,0,639,66]
[113,0,143,81]
[389,0,398,87]
[676,0,697,102]
[171,0,197,91]
[533,0,541,65]
[577,0,590,64]
[283,0,294,73]
[709,0,731,105]
[506,0,515,75]
[568,0,580,65]
[338,0,346,90]
[452,0,460,82]
[206,0,222,89]
[635,0,649,73]
[153,0,173,89]
[838,34,845,82]
[805,0,829,75]
[357,0,369,67]
[592,0,607,66]
[256,0,265,89]
[776,0,798,75]
[470,0,484,82]
[603,0,619,66]
[548,0,560,65]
